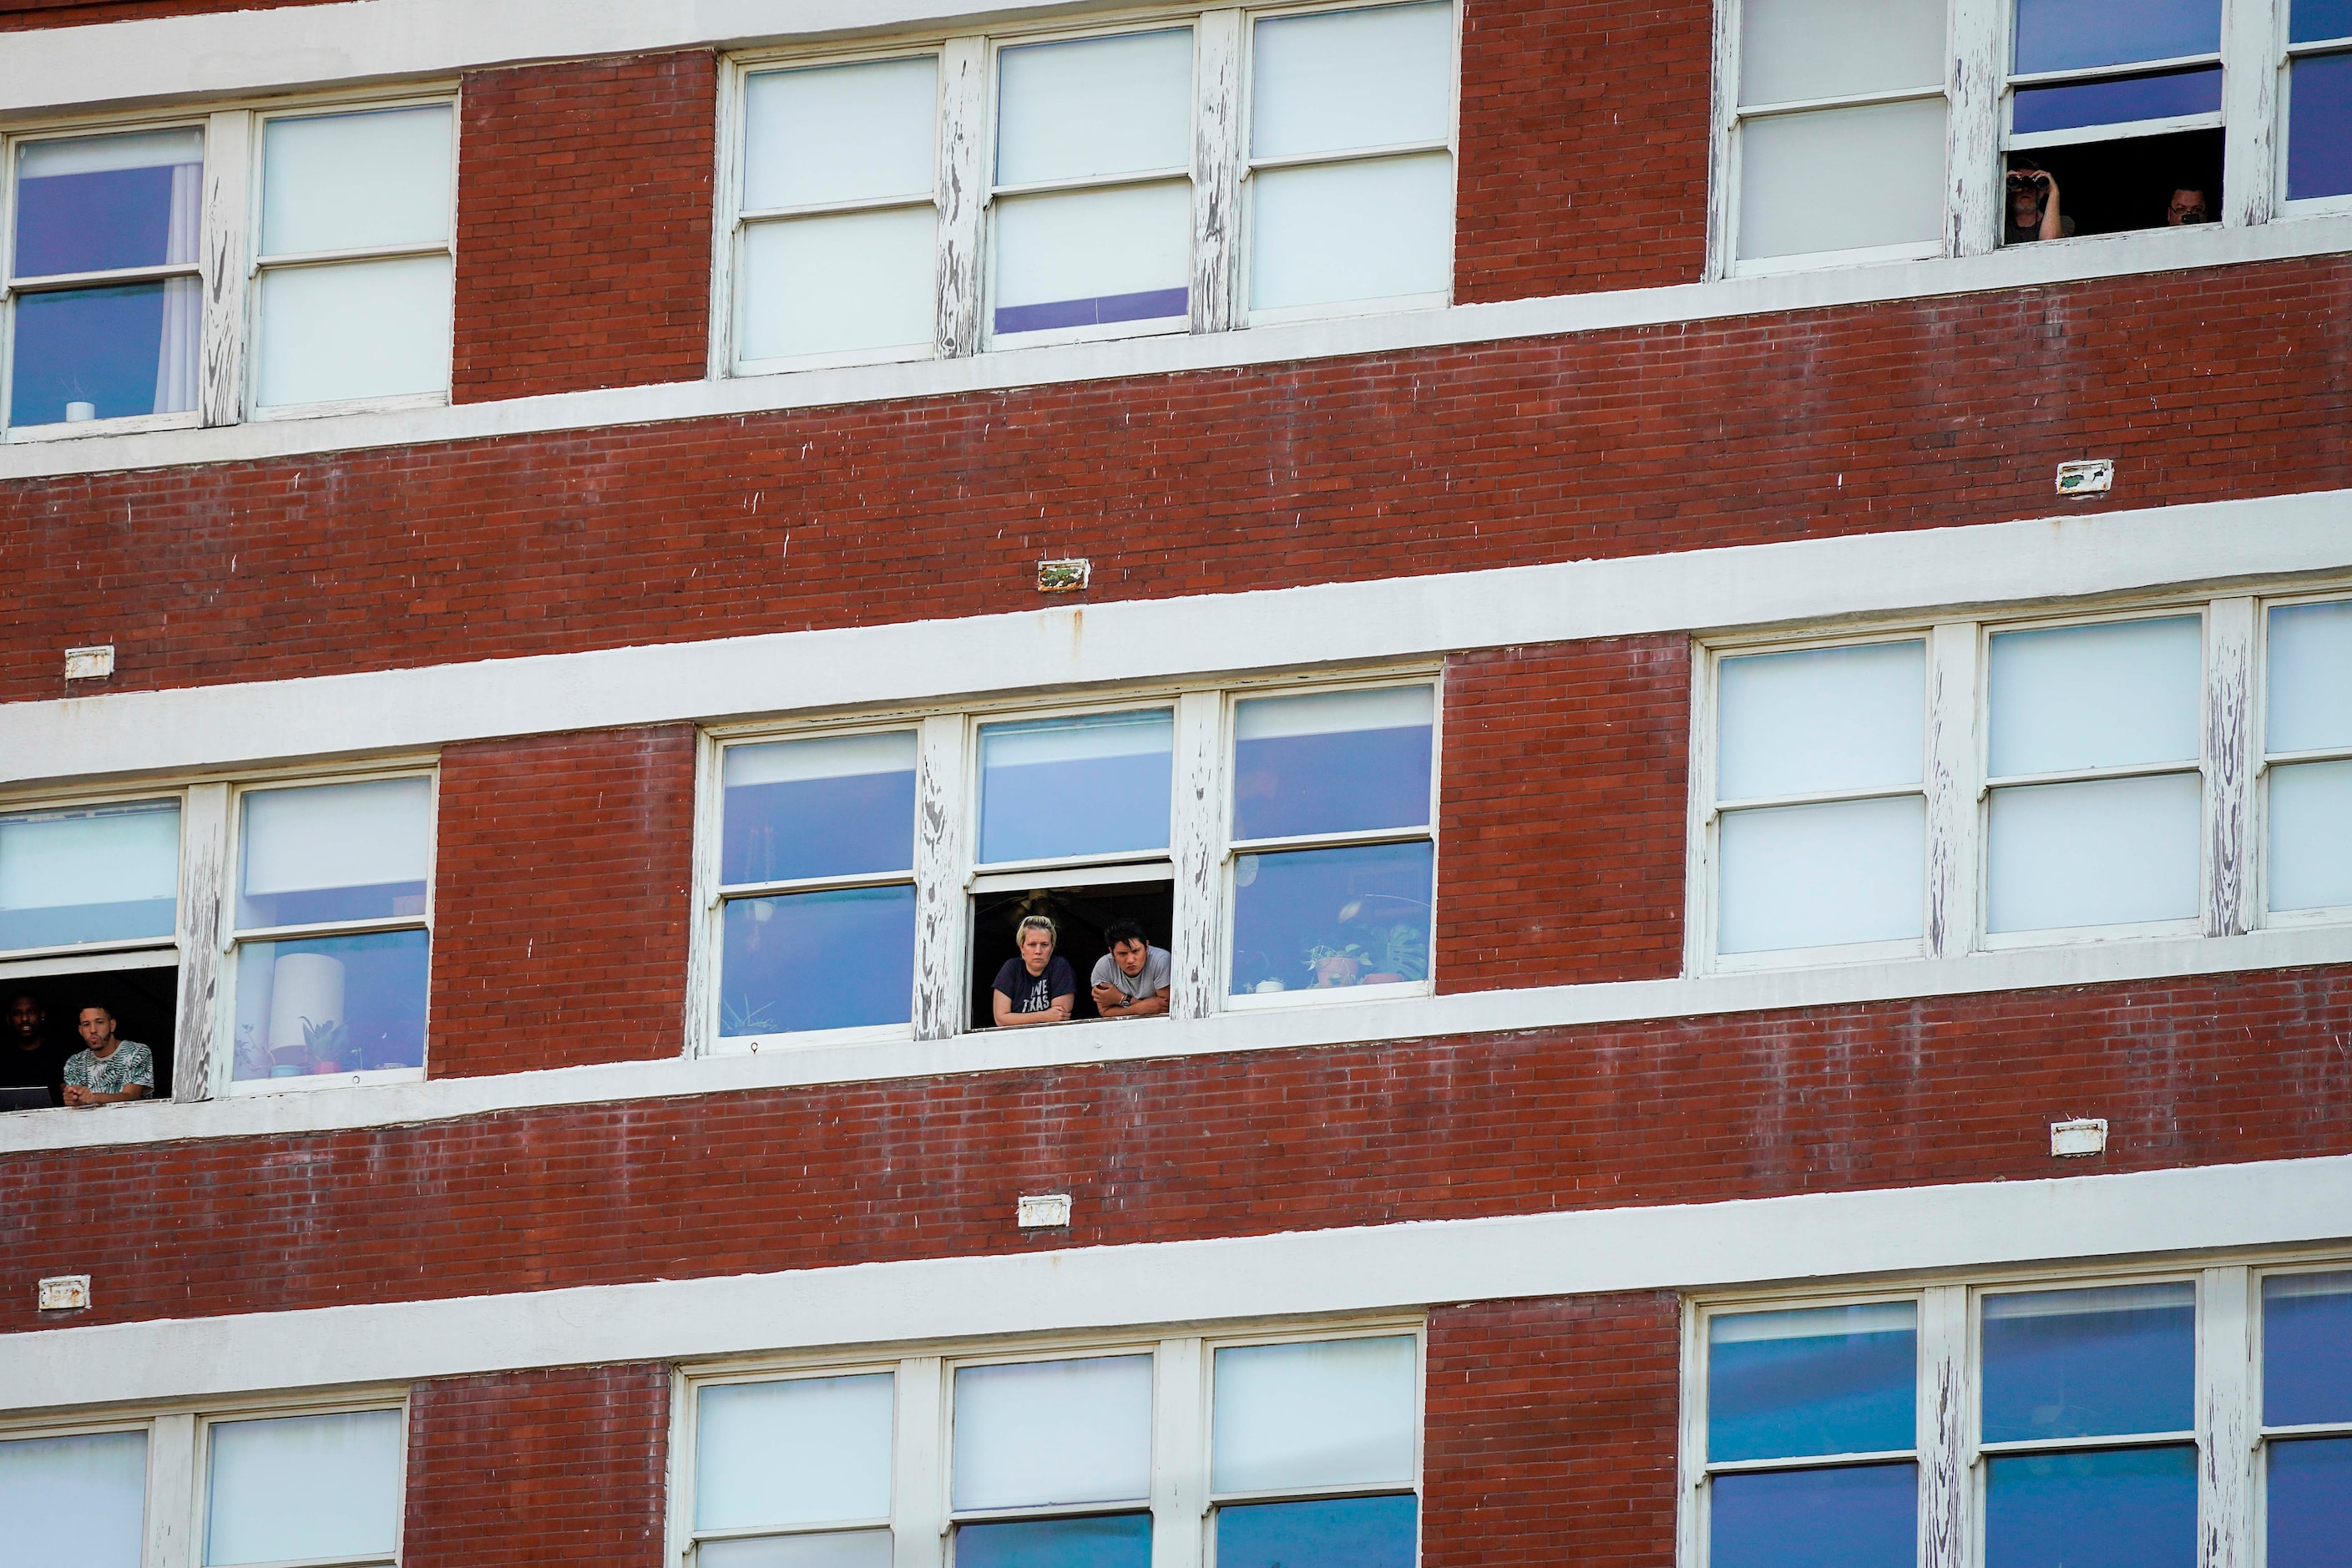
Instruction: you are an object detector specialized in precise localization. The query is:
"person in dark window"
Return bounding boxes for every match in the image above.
[61,1004,154,1106]
[2005,158,2071,244]
[2166,186,2213,225]
[1,994,70,1108]
[1090,920,1172,1019]
[992,914,1075,1027]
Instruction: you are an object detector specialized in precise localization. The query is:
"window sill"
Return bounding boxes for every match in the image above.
[223,1065,425,1096]
[1223,979,1430,1010]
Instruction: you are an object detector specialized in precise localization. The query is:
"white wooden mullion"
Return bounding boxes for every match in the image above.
[893,1356,948,1568]
[1919,1284,1970,1568]
[1170,691,1226,1020]
[912,716,969,1039]
[936,37,988,359]
[1192,11,1243,334]
[148,1413,199,1568]
[1682,645,1718,977]
[1925,622,1982,959]
[2222,0,2281,227]
[1704,0,1742,281]
[1151,1338,1206,1568]
[683,730,724,1060]
[2203,599,2258,938]
[1947,0,2006,257]
[175,782,229,1101]
[2197,1266,2255,1568]
[1675,1303,1708,1567]
[197,110,251,428]
[706,63,745,382]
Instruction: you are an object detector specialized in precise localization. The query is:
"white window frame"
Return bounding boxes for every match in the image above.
[1678,1254,2352,1568]
[2278,13,2352,215]
[2249,1258,2352,1548]
[2255,589,2352,929]
[0,85,458,442]
[712,2,1463,377]
[669,1318,1424,1568]
[0,1391,408,1568]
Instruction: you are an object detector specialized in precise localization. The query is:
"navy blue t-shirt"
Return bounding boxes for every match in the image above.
[993,956,1076,1015]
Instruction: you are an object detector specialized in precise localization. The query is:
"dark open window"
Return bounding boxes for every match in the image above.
[1,964,176,1108]
[969,879,1176,1027]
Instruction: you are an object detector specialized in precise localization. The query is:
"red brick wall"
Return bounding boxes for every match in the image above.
[430,727,696,1078]
[452,53,716,401]
[5,964,2347,1332]
[403,1364,669,1568]
[1456,0,1712,301]
[8,256,2345,706]
[1425,1292,1680,1568]
[1439,637,1689,990]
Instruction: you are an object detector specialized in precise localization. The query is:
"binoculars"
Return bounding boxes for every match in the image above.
[2006,171,2052,191]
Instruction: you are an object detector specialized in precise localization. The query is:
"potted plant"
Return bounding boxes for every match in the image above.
[1361,922,1429,986]
[301,1016,350,1073]
[1303,943,1370,988]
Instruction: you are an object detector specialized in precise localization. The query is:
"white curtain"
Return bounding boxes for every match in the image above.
[154,159,202,413]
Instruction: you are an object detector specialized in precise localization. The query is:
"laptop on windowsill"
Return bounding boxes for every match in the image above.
[0,1087,55,1110]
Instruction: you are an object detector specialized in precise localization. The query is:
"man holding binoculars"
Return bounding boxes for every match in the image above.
[2005,158,2072,244]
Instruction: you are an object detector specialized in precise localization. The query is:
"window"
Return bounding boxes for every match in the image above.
[0,1400,404,1568]
[1227,685,1435,1001]
[2286,0,2352,203]
[2263,598,2352,920]
[0,95,454,438]
[227,776,433,1089]
[680,1325,1422,1568]
[2260,1269,2352,1566]
[721,3,1459,372]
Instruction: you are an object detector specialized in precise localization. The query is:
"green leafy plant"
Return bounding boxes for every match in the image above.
[1372,922,1429,982]
[299,1016,350,1069]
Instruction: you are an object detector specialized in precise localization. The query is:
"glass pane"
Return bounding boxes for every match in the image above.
[231,928,430,1080]
[1216,1494,1417,1568]
[721,733,918,886]
[2263,1272,2352,1427]
[9,279,199,425]
[720,885,915,1037]
[1710,1463,1917,1568]
[992,183,1190,336]
[1229,840,1432,995]
[743,58,936,210]
[1983,1448,2196,1568]
[13,128,202,276]
[2292,0,2352,43]
[1232,686,1434,842]
[0,800,178,953]
[2012,66,2221,135]
[205,1409,402,1566]
[952,1356,1152,1511]
[0,1429,147,1568]
[1707,1302,1917,1463]
[2014,0,2220,73]
[1717,797,1925,954]
[255,253,453,407]
[1990,618,2203,776]
[739,208,936,362]
[1980,1283,2195,1443]
[1717,642,1925,801]
[2269,761,2352,913]
[977,711,1173,863]
[239,777,432,928]
[1248,152,1452,312]
[2289,53,2352,200]
[2267,599,2352,753]
[2268,1437,2352,1568]
[699,1532,894,1568]
[997,29,1192,185]
[953,1514,1151,1568]
[695,1373,893,1531]
[1738,99,1945,260]
[1250,3,1453,159]
[1211,1336,1416,1493]
[260,105,453,255]
[1740,0,1943,104]
[1985,774,2200,933]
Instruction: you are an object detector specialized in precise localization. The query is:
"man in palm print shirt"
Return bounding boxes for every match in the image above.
[62,1004,154,1106]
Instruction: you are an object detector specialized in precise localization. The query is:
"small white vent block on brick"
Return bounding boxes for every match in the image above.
[1017,1193,1073,1228]
[37,1275,90,1312]
[63,645,114,680]
[1037,559,1090,593]
[2050,1118,2109,1157]
[2055,459,2113,498]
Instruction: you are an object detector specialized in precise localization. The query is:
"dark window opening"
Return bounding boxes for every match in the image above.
[970,880,1176,1027]
[2005,129,2223,240]
[0,964,176,1109]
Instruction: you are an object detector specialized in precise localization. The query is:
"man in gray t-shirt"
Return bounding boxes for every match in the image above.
[1090,920,1172,1019]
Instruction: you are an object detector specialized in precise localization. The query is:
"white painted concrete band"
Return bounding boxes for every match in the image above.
[8,489,2350,791]
[5,1152,2347,1414]
[3,922,2345,1156]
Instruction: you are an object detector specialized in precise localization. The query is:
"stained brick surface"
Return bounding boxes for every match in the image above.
[403,1364,669,1568]
[453,53,716,401]
[1425,1293,1680,1568]
[1438,637,1689,989]
[429,726,696,1078]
